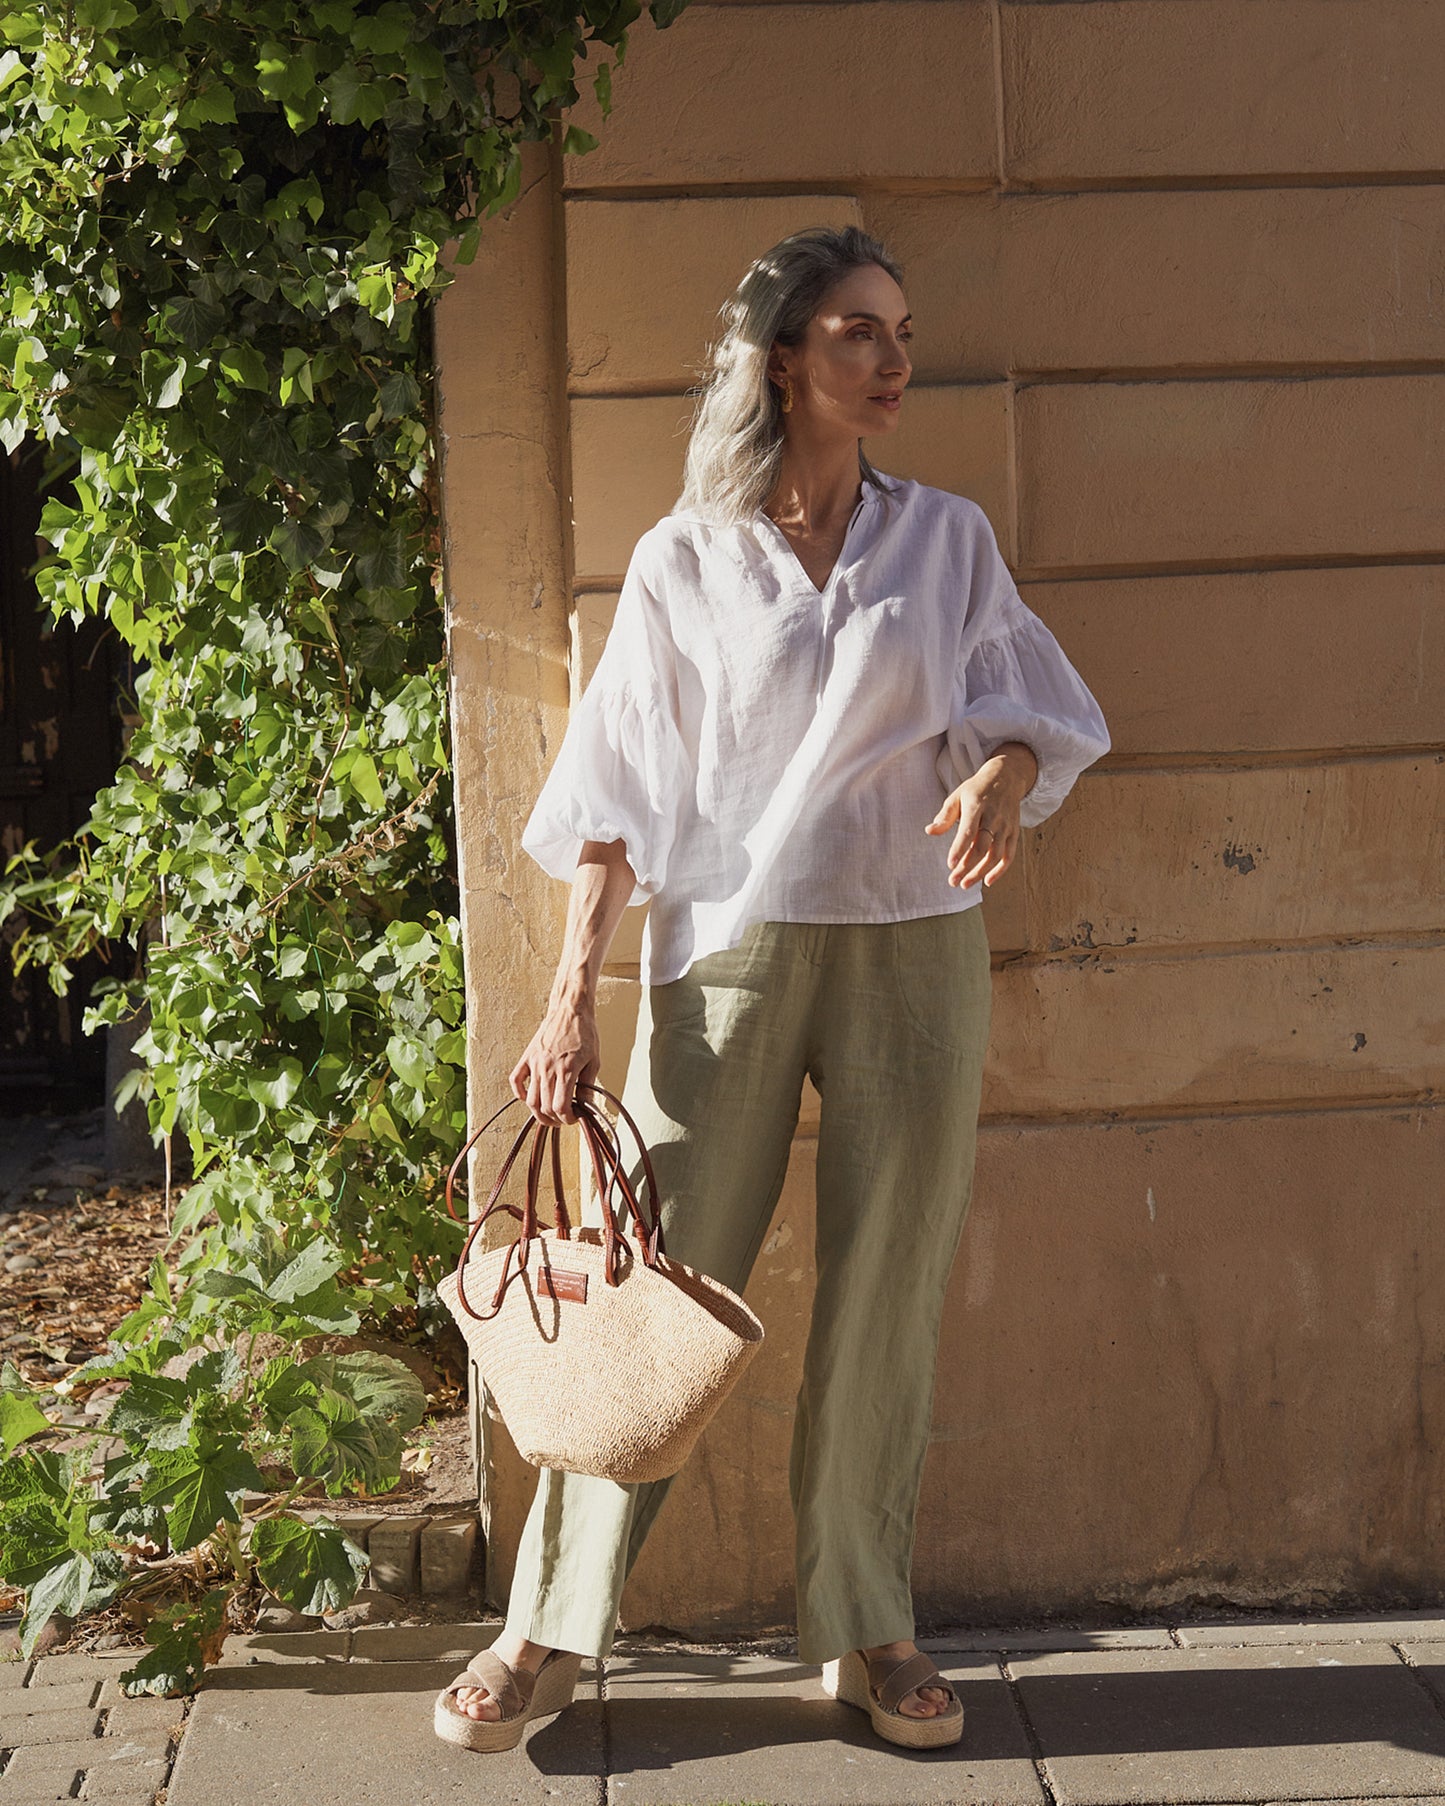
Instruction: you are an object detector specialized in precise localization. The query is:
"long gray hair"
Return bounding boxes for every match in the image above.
[673,225,906,525]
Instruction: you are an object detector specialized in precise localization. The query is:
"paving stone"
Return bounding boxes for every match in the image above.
[73,1756,173,1799]
[605,1651,1044,1805]
[1395,1640,1445,1710]
[164,1657,605,1806]
[419,1516,477,1598]
[0,1710,102,1749]
[3,1726,170,1792]
[103,1693,187,1736]
[924,1626,1176,1653]
[1178,1614,1445,1647]
[365,1517,427,1597]
[214,1628,350,1668]
[349,1621,500,1664]
[0,1789,80,1804]
[30,1652,135,1688]
[0,1656,30,1689]
[1,1679,99,1713]
[1009,1641,1445,1803]
[0,1747,85,1795]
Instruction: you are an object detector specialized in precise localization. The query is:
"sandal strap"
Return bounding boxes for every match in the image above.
[445,1648,530,1719]
[868,1649,955,1715]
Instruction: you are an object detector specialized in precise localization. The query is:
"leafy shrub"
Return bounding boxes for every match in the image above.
[0,0,685,1690]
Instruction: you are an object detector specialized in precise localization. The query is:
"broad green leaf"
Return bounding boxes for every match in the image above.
[140,1437,266,1551]
[0,1391,50,1454]
[295,1350,426,1433]
[250,1512,369,1615]
[247,1058,304,1111]
[385,1033,428,1090]
[287,1397,402,1492]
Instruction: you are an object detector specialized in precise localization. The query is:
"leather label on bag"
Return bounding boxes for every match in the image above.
[537,1267,589,1305]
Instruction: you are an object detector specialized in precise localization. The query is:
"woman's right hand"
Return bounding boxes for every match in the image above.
[509,995,600,1127]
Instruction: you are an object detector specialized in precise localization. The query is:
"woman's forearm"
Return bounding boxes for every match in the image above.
[548,837,641,1010]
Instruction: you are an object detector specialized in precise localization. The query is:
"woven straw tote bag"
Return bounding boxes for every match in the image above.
[436,1082,765,1485]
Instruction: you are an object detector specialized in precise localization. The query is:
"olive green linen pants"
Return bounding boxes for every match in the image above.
[503,906,993,1667]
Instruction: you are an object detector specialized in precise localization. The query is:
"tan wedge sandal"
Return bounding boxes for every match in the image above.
[433,1645,585,1753]
[823,1647,965,1749]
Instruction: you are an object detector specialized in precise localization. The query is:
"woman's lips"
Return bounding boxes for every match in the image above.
[868,394,901,411]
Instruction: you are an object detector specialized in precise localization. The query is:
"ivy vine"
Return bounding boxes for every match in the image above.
[0,0,684,1686]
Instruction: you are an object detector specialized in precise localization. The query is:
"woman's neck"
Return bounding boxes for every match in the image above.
[764,443,864,535]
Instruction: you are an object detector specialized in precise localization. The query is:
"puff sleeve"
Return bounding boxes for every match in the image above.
[521,534,692,906]
[936,509,1111,828]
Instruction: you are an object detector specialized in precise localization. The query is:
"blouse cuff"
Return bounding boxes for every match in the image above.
[520,815,663,908]
[938,610,1112,829]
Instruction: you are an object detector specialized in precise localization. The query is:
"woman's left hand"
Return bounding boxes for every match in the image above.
[924,742,1038,890]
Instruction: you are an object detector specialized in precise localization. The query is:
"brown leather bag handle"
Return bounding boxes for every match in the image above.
[574,1082,665,1261]
[445,1084,664,1321]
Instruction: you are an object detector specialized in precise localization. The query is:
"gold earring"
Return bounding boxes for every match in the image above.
[780,377,794,414]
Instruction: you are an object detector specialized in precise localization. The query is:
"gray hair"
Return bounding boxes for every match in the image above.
[673,225,906,526]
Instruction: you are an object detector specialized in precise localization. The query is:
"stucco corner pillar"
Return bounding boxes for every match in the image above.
[433,133,572,1549]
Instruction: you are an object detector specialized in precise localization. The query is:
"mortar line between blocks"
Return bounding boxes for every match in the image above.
[998,1655,1059,1806]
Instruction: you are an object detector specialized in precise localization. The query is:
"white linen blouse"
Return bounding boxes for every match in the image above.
[522,472,1111,986]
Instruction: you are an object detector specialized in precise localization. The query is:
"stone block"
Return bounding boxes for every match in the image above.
[363,1516,427,1598]
[914,1106,1445,1622]
[562,3,996,188]
[1010,1640,1445,1801]
[419,1516,478,1599]
[567,195,863,395]
[984,940,1440,1117]
[3,1727,171,1795]
[215,1629,350,1668]
[571,384,1012,583]
[924,1625,1176,1653]
[0,1700,101,1745]
[1021,754,1445,956]
[1022,564,1445,759]
[1002,0,1445,181]
[591,973,643,1103]
[1183,1614,1445,1647]
[103,1692,185,1736]
[868,185,1445,378]
[1017,374,1445,573]
[605,1651,1043,1804]
[349,1622,499,1665]
[29,1652,131,1688]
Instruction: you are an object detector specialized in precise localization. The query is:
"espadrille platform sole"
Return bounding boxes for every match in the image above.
[822,1648,965,1749]
[433,1647,584,1753]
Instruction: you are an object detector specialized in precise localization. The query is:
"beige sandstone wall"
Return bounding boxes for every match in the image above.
[436,0,1445,1631]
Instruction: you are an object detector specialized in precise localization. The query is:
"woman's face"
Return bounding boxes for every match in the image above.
[770,262,912,440]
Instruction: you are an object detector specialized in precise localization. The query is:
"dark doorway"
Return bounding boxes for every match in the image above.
[0,439,129,1109]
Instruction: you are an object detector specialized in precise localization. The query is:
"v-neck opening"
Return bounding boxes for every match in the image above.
[756,487,875,597]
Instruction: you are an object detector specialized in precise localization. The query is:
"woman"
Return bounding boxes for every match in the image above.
[434,225,1111,1754]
